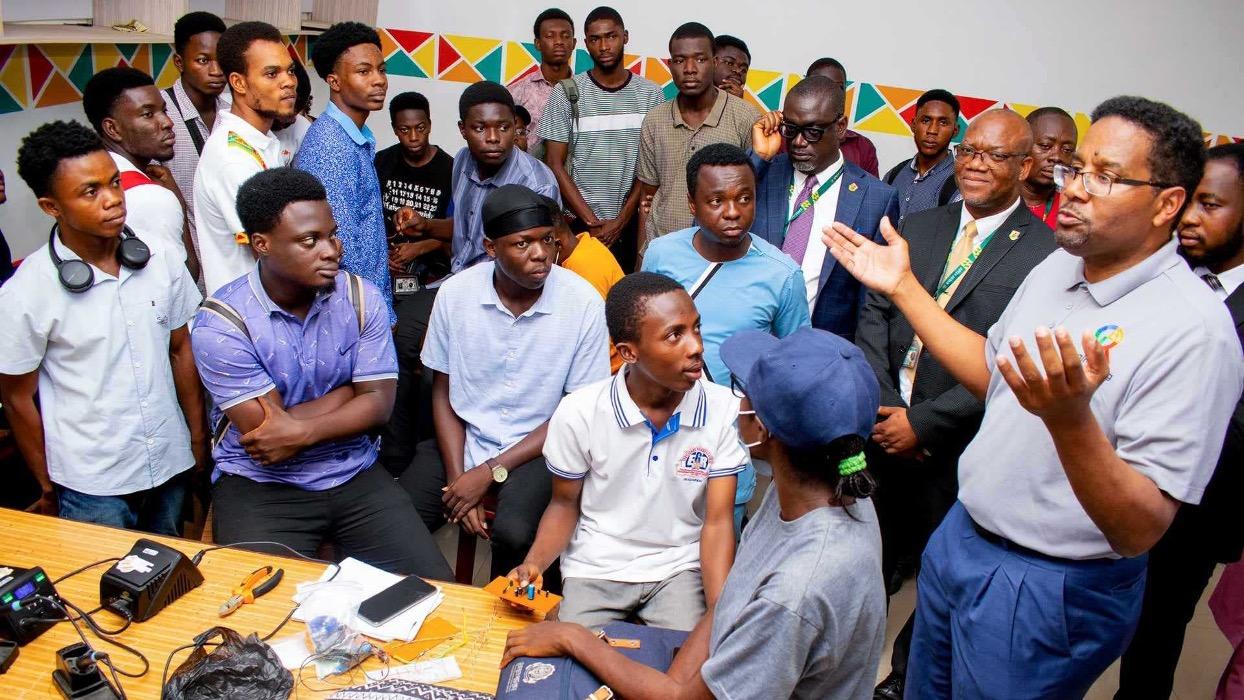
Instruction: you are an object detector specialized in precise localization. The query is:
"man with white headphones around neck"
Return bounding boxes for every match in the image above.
[0,120,208,535]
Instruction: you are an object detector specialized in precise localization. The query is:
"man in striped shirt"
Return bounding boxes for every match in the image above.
[539,6,664,271]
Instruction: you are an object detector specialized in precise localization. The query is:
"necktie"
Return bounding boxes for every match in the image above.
[1203,272,1225,293]
[902,220,980,392]
[782,174,819,264]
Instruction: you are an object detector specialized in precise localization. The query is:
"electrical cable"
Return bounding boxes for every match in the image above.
[34,595,129,700]
[52,557,121,585]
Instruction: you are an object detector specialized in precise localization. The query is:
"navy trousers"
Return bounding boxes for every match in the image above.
[906,501,1147,699]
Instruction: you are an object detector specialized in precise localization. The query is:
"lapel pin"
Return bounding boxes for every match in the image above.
[848,182,859,192]
[1008,230,1020,241]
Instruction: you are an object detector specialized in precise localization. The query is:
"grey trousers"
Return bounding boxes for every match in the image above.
[558,568,706,631]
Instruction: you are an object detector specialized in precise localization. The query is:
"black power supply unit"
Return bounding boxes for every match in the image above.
[99,539,203,622]
[0,565,62,645]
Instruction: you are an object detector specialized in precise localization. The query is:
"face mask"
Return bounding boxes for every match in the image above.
[738,409,765,448]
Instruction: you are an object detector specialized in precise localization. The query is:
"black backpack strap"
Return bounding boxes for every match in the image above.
[882,159,908,186]
[938,174,960,207]
[559,77,580,176]
[165,86,206,155]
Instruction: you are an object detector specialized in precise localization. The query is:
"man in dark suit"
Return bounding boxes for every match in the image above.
[749,76,899,341]
[1116,142,1244,699]
[860,110,1057,700]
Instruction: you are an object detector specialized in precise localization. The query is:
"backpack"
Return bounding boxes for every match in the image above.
[558,77,581,178]
[199,272,366,447]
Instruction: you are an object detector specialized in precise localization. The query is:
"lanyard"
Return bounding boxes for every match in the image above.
[935,230,996,299]
[785,164,845,228]
[1042,195,1055,222]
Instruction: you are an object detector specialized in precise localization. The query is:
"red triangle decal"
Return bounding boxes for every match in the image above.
[956,95,998,121]
[390,29,433,54]
[437,36,461,74]
[28,45,53,96]
[629,63,642,75]
[899,103,918,126]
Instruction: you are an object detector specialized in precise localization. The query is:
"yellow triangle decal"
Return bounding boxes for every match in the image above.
[0,46,28,104]
[504,41,535,84]
[855,107,913,137]
[1007,103,1038,118]
[745,69,781,95]
[45,44,83,74]
[412,38,436,78]
[443,34,499,66]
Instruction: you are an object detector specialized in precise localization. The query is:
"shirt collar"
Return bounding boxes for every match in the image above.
[479,262,557,317]
[908,151,953,180]
[1061,239,1185,305]
[216,110,276,147]
[672,88,729,130]
[466,148,518,186]
[247,264,332,318]
[956,196,1022,240]
[323,101,376,146]
[1193,262,1244,298]
[527,69,554,85]
[609,368,709,430]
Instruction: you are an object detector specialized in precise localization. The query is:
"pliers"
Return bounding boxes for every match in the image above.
[218,565,284,617]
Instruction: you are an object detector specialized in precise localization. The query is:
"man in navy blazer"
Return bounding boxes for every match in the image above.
[749,76,899,341]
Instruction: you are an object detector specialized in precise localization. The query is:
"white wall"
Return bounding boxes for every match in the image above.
[1,0,1240,258]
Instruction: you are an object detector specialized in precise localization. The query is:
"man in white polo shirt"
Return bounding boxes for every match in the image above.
[83,66,191,268]
[825,96,1243,697]
[509,272,743,630]
[193,20,296,293]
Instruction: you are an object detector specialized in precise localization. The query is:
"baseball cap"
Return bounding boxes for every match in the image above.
[720,327,879,450]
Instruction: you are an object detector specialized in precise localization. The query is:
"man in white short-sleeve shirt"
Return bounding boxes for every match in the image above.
[510,272,744,631]
[193,20,296,294]
[0,121,206,536]
[824,96,1244,698]
[83,66,190,264]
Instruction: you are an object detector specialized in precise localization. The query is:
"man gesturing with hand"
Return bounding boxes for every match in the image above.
[824,97,1243,698]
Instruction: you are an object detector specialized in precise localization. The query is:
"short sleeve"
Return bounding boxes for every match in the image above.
[636,113,660,186]
[352,280,398,382]
[531,160,562,205]
[1114,327,1243,504]
[536,83,572,143]
[564,296,610,392]
[543,394,591,479]
[420,284,453,374]
[167,255,202,329]
[773,268,811,337]
[0,281,48,374]
[190,316,275,410]
[700,598,822,700]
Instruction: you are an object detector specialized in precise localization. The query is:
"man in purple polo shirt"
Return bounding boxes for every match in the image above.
[192,167,451,577]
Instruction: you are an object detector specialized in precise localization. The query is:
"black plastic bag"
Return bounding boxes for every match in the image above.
[163,626,293,700]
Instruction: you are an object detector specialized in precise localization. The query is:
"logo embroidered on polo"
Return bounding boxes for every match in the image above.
[1094,324,1124,350]
[677,447,713,481]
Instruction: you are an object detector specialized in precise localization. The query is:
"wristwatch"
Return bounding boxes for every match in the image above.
[487,458,508,483]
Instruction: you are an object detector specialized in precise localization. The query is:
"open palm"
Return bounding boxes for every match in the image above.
[823,216,911,295]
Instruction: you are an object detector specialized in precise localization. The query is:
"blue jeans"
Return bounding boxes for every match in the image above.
[57,472,189,536]
[906,501,1146,699]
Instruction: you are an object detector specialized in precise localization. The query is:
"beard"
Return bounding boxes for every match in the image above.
[1054,224,1091,253]
[791,159,817,174]
[1179,221,1244,269]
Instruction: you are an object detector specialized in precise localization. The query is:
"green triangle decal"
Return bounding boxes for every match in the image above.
[0,86,21,114]
[853,82,886,123]
[385,50,426,78]
[522,42,541,63]
[151,43,172,77]
[952,115,968,144]
[573,48,594,74]
[475,46,502,83]
[757,80,784,111]
[117,43,140,62]
[68,46,95,92]
[662,82,678,100]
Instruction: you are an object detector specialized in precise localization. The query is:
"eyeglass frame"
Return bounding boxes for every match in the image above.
[952,143,1029,164]
[1052,163,1176,197]
[778,114,844,144]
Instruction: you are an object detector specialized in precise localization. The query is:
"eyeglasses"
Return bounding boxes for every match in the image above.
[778,115,843,144]
[1052,164,1175,197]
[953,144,1027,164]
[715,55,748,71]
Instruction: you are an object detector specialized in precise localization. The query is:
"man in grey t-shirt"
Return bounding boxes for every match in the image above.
[501,326,886,700]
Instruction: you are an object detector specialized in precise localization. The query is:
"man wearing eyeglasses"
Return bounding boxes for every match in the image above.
[859,109,1057,700]
[824,96,1242,698]
[1021,106,1079,230]
[749,76,898,342]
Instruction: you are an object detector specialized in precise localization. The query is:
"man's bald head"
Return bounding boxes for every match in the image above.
[955,109,1034,215]
[785,75,845,118]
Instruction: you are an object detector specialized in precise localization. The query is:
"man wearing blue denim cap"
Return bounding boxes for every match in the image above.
[501,326,886,700]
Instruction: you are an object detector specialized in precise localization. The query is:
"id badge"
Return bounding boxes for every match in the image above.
[393,273,420,296]
[901,344,919,369]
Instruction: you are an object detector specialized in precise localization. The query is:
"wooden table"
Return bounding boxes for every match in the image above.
[0,508,535,698]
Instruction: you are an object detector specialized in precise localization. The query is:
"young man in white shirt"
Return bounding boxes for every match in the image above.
[83,66,194,272]
[509,272,743,630]
[193,21,297,294]
[0,121,206,535]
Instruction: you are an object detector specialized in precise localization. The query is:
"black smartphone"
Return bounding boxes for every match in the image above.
[357,576,437,626]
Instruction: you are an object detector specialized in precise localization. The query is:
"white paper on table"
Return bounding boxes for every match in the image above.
[291,557,444,642]
[364,656,462,683]
[269,634,313,671]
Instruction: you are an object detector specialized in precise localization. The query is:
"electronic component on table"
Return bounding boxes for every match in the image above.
[483,576,562,615]
[0,565,63,645]
[52,642,121,700]
[99,539,203,622]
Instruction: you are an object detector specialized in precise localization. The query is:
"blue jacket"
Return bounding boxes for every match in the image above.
[750,153,899,340]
